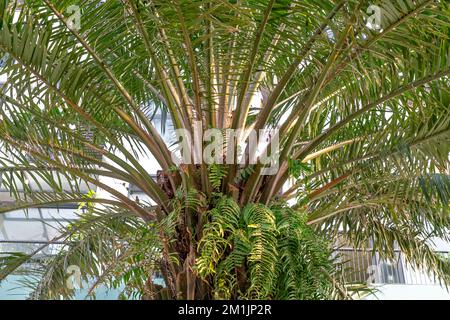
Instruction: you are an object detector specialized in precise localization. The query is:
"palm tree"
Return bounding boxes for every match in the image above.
[0,0,448,300]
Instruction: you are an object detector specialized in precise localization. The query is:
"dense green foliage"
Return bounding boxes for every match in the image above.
[0,0,448,299]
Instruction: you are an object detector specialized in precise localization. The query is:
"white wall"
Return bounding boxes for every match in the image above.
[366,284,450,300]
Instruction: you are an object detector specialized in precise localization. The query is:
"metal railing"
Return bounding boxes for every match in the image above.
[337,249,449,286]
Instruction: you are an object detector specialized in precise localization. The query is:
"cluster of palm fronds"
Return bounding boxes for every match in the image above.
[0,0,449,299]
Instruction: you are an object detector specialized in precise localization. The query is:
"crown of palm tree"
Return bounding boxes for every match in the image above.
[0,0,448,299]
